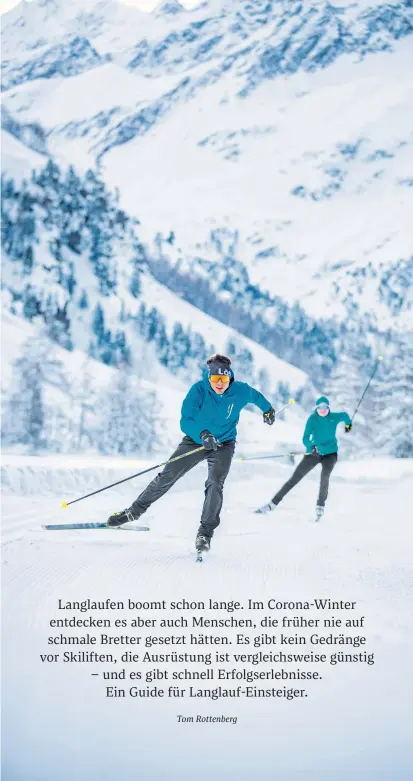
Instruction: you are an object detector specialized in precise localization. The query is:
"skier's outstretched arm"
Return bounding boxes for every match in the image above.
[336,411,352,431]
[245,384,272,413]
[302,417,314,451]
[180,384,204,441]
[244,384,275,424]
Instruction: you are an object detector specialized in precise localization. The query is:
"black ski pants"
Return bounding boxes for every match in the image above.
[129,436,235,539]
[272,452,338,507]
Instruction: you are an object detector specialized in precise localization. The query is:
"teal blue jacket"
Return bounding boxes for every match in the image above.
[303,409,351,456]
[180,369,271,444]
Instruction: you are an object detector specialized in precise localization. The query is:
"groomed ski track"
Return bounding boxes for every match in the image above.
[2,455,413,781]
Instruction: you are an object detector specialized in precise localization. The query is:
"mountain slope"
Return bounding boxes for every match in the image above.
[0,128,48,181]
[2,0,412,334]
[1,0,412,457]
[1,157,311,457]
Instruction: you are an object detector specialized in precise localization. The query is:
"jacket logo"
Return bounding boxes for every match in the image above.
[226,403,234,419]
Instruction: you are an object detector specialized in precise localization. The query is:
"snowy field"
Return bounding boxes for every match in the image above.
[2,454,413,780]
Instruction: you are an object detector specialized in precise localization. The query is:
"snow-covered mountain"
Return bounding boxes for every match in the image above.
[153,0,186,18]
[1,150,310,456]
[2,0,412,329]
[1,0,412,457]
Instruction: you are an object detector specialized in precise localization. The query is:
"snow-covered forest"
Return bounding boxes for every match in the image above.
[1,158,411,457]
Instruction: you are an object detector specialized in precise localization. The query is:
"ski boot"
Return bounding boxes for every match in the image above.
[255,500,277,514]
[315,505,324,522]
[106,508,140,527]
[195,533,210,561]
[195,534,210,552]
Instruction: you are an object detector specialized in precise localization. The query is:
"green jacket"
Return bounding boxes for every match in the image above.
[303,399,351,456]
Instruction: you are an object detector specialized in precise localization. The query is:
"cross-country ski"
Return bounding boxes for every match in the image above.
[42,523,150,531]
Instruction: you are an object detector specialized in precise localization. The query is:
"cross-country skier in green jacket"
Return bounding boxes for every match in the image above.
[255,396,352,520]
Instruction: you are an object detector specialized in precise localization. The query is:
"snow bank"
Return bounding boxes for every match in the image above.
[0,454,167,498]
[2,453,412,500]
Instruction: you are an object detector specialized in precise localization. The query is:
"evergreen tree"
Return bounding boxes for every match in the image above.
[72,361,96,452]
[113,330,131,367]
[22,286,41,320]
[188,329,207,368]
[168,322,190,371]
[35,159,62,193]
[65,261,77,296]
[89,223,117,296]
[129,241,146,298]
[135,301,147,336]
[2,335,66,452]
[153,318,169,366]
[225,339,237,361]
[64,166,83,216]
[46,310,73,351]
[144,308,160,342]
[236,346,254,381]
[23,245,34,276]
[257,367,271,398]
[79,290,89,309]
[92,304,105,347]
[98,370,160,455]
[375,339,413,457]
[224,338,254,381]
[2,180,37,266]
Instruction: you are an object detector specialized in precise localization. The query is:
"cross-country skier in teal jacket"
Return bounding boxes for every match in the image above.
[107,354,274,552]
[256,396,352,520]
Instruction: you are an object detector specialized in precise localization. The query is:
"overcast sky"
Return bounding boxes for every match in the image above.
[0,0,199,15]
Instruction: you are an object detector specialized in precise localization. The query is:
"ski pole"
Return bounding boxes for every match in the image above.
[274,399,295,415]
[61,446,205,508]
[237,452,310,461]
[350,356,383,423]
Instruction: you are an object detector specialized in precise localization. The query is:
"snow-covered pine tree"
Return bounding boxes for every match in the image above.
[144,307,160,342]
[153,318,169,366]
[374,338,413,457]
[224,338,254,382]
[135,301,147,337]
[187,328,207,369]
[78,289,89,309]
[91,303,106,347]
[129,241,146,298]
[168,322,190,372]
[113,330,131,367]
[2,334,67,452]
[98,369,160,455]
[236,346,254,381]
[89,222,117,296]
[269,381,293,419]
[72,361,97,452]
[257,367,271,399]
[46,303,73,351]
[1,178,37,268]
[36,160,63,232]
[22,284,41,320]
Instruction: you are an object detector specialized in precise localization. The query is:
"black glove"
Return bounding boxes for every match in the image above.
[345,423,352,433]
[311,445,320,455]
[263,408,275,425]
[200,430,220,451]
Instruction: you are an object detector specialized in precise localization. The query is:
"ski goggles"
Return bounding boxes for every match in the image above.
[209,374,230,384]
[316,403,330,411]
